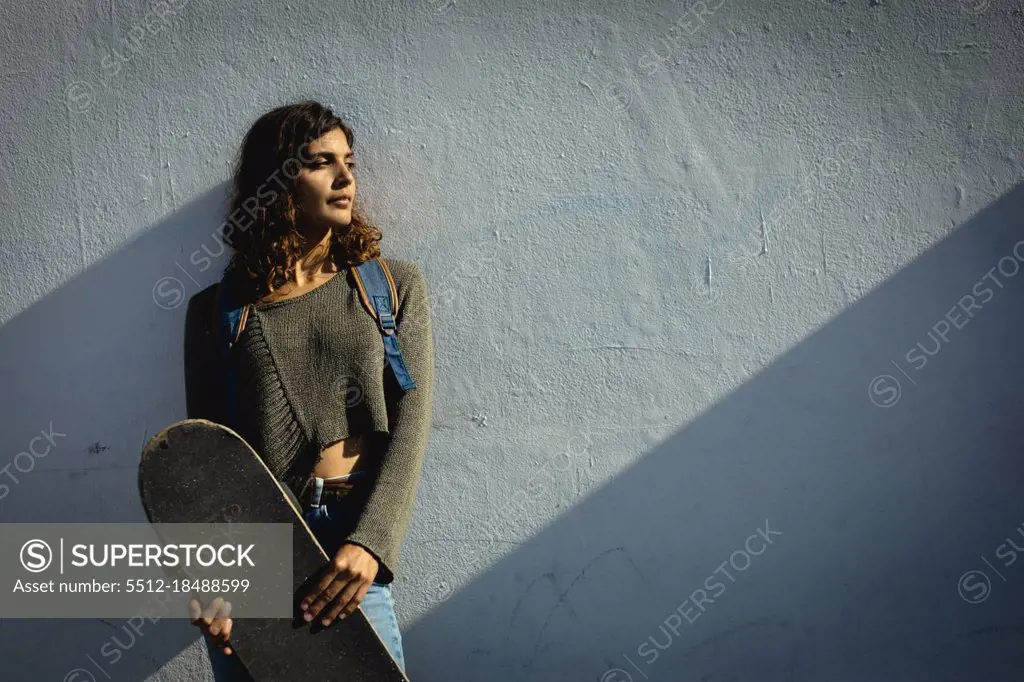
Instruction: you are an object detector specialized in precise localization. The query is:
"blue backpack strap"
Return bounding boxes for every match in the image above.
[215,275,251,429]
[352,258,417,393]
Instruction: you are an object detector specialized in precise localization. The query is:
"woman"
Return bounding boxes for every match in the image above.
[182,100,435,679]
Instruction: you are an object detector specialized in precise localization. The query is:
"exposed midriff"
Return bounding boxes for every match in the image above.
[312,432,381,478]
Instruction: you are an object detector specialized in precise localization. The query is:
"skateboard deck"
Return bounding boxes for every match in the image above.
[138,418,409,681]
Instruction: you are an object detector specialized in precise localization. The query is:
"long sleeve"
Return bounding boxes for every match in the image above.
[183,284,228,424]
[346,264,436,584]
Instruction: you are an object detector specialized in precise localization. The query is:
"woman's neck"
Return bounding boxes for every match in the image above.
[289,227,338,286]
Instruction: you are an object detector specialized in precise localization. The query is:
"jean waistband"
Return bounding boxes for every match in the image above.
[301,470,370,507]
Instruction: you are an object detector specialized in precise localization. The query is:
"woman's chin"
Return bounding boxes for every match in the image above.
[323,212,352,228]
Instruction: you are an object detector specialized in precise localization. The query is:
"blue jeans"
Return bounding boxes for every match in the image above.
[207,499,406,679]
[304,500,406,672]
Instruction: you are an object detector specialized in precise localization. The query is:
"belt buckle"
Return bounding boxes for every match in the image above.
[325,483,354,500]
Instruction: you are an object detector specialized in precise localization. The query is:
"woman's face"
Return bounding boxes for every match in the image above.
[294,128,356,234]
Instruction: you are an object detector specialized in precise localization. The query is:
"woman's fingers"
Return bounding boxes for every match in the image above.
[304,579,346,622]
[220,617,233,644]
[204,616,234,655]
[208,616,228,638]
[204,599,233,629]
[301,564,342,613]
[188,598,214,628]
[320,579,370,626]
[215,618,234,656]
[188,598,202,623]
[189,598,235,655]
[210,597,231,619]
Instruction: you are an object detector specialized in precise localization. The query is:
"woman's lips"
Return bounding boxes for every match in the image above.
[329,197,351,208]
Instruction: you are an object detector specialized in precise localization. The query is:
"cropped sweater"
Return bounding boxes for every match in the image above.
[182,257,435,584]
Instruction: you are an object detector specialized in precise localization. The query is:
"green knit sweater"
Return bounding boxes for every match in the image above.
[183,257,435,584]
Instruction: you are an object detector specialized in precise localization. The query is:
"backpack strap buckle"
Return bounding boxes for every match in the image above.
[353,258,417,392]
[373,294,396,335]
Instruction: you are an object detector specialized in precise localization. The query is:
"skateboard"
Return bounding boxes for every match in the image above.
[138,418,410,681]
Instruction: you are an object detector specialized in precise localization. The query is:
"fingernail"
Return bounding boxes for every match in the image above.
[303,612,313,622]
[339,614,346,620]
[321,618,330,626]
[300,602,308,610]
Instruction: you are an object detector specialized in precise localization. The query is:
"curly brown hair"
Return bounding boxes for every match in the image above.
[221,100,382,305]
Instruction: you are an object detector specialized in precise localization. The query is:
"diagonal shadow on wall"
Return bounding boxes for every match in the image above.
[403,182,1024,681]
[0,183,1023,681]
[0,182,254,681]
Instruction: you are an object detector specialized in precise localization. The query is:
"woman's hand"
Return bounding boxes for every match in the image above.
[300,543,379,626]
[189,597,234,655]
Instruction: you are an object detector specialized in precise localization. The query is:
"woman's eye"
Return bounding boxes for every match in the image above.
[307,160,353,171]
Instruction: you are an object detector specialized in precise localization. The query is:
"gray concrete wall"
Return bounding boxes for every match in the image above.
[2,0,1023,680]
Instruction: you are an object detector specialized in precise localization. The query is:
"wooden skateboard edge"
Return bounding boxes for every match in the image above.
[137,417,412,681]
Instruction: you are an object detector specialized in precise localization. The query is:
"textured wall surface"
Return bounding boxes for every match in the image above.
[2,0,1024,680]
